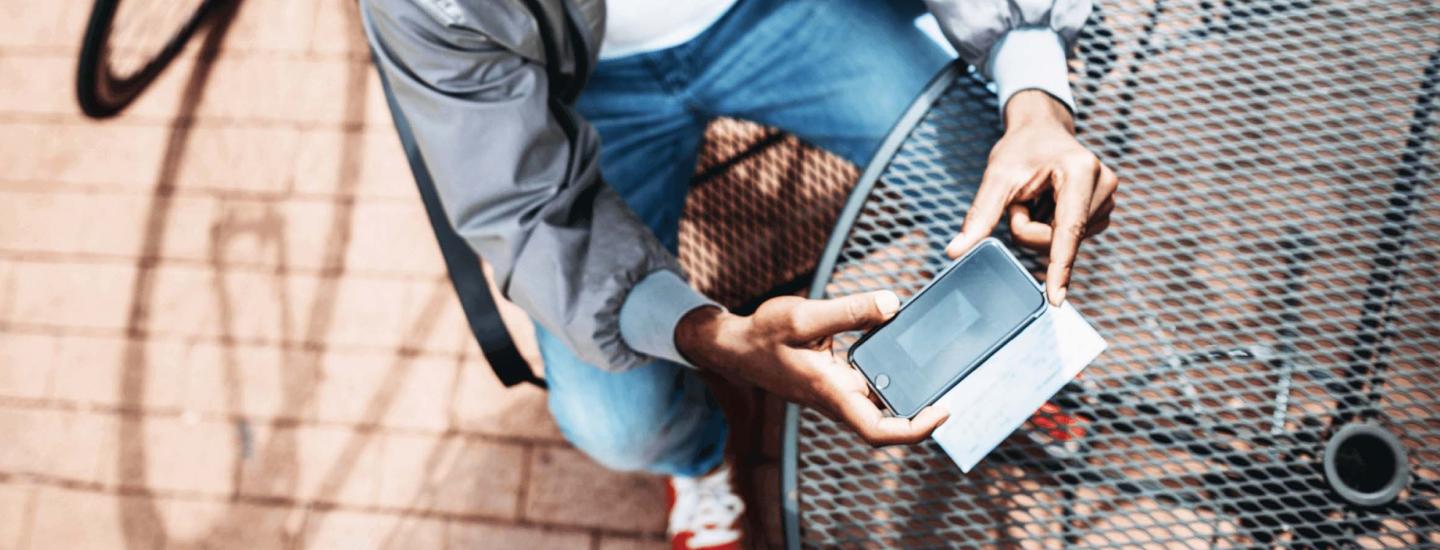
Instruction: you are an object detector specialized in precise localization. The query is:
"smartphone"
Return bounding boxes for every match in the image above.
[847,238,1047,418]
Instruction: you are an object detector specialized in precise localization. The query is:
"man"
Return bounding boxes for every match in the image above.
[362,0,1118,547]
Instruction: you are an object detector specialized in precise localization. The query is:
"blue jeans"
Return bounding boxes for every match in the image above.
[539,0,951,477]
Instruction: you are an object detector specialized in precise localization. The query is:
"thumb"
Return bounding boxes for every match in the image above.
[789,291,901,341]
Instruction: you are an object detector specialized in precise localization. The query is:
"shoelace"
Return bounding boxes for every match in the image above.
[669,464,745,548]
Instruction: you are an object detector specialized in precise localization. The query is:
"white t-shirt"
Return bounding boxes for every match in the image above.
[600,0,739,60]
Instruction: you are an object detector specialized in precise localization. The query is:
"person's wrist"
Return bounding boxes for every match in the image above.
[674,305,738,369]
[1004,90,1075,134]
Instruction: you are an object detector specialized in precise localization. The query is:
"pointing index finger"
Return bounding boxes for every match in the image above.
[946,169,1011,259]
[1047,158,1099,305]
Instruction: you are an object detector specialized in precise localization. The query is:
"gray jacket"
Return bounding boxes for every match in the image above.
[361,0,1092,372]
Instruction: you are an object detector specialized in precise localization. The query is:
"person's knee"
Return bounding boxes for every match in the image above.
[552,398,671,472]
[537,329,720,474]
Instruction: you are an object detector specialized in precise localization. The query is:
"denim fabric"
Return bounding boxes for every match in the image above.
[539,0,951,477]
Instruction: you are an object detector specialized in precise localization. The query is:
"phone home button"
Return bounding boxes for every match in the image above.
[874,374,891,389]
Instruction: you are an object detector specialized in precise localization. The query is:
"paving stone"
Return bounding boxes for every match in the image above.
[126,415,238,495]
[174,124,303,194]
[343,199,446,276]
[45,333,187,411]
[0,49,195,124]
[179,195,345,273]
[376,432,525,518]
[0,407,115,484]
[320,274,469,355]
[221,0,320,56]
[177,338,315,421]
[450,353,562,441]
[0,483,35,550]
[104,49,201,123]
[300,509,447,550]
[237,424,382,509]
[524,445,668,534]
[445,521,591,549]
[0,121,166,187]
[192,56,362,126]
[0,188,441,278]
[308,0,370,59]
[0,0,88,52]
[157,497,298,549]
[0,51,360,127]
[0,189,143,256]
[597,535,670,550]
[139,263,464,355]
[0,260,136,331]
[0,53,86,117]
[153,495,236,544]
[28,487,164,550]
[312,353,455,432]
[0,332,55,400]
[363,71,398,133]
[138,338,300,420]
[292,127,417,201]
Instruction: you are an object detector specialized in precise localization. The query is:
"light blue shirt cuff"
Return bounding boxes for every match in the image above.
[618,270,721,368]
[986,28,1077,117]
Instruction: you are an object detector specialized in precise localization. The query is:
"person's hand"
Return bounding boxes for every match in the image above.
[945,90,1119,305]
[675,292,950,446]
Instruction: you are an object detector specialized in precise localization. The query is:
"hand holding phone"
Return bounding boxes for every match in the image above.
[849,238,1046,418]
[676,292,951,446]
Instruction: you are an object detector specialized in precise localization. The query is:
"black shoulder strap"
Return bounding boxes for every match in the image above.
[374,57,546,389]
[518,0,589,104]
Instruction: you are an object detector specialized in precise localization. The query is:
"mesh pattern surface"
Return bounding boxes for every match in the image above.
[791,0,1440,547]
[680,118,859,311]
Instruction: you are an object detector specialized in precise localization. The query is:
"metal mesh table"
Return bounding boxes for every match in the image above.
[782,0,1440,547]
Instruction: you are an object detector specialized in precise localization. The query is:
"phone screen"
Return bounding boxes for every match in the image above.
[849,240,1045,417]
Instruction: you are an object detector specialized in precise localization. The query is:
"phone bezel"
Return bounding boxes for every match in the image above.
[846,238,1047,418]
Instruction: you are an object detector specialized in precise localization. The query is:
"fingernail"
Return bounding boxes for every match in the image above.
[874,291,901,315]
[1050,286,1067,306]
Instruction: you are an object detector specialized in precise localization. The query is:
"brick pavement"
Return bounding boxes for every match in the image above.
[0,1,745,548]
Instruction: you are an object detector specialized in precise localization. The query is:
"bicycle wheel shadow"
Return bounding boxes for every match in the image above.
[114,0,243,544]
[112,1,486,547]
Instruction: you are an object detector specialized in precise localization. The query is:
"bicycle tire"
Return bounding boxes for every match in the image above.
[75,0,226,118]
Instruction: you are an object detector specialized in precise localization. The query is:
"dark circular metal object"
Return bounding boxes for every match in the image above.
[1324,423,1409,508]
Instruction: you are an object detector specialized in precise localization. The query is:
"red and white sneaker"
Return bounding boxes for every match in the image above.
[667,463,746,550]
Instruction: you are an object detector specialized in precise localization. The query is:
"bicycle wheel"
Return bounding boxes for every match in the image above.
[75,0,226,118]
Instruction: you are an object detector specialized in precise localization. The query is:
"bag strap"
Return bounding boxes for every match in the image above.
[374,56,546,389]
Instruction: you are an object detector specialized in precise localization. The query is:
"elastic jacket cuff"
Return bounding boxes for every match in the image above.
[987,28,1077,117]
[618,270,721,368]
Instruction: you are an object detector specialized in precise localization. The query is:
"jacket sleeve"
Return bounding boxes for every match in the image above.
[923,0,1093,114]
[361,0,715,372]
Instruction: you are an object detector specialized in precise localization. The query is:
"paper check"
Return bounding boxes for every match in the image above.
[931,302,1107,473]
